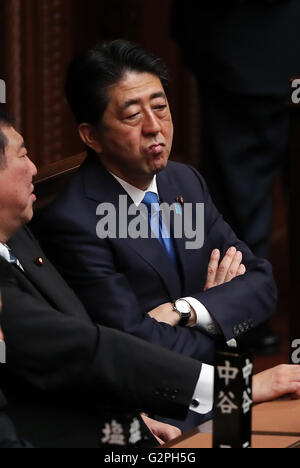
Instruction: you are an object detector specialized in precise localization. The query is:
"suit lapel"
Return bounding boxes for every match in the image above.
[157,169,198,295]
[8,228,84,315]
[83,157,183,299]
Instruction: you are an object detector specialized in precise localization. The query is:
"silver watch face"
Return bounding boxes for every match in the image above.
[175,299,191,316]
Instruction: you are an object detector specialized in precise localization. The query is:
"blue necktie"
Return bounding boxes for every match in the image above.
[142,192,178,268]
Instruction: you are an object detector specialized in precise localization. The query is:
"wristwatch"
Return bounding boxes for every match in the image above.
[173,299,192,326]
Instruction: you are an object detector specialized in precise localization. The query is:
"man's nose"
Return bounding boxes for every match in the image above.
[142,112,161,135]
[30,159,38,177]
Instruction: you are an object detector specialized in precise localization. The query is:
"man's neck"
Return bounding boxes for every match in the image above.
[0,233,9,245]
[0,220,20,245]
[108,170,152,191]
[111,172,154,192]
[98,157,154,191]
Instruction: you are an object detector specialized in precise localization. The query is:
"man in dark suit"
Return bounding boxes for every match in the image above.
[36,40,278,430]
[0,107,200,446]
[38,40,276,362]
[0,104,299,445]
[0,261,32,448]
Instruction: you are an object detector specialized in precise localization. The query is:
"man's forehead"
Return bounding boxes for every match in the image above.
[109,72,166,107]
[2,126,24,148]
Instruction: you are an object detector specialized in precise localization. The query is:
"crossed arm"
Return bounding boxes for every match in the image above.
[148,246,246,326]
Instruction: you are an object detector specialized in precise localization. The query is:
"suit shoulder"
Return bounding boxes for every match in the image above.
[10,226,35,245]
[165,161,207,187]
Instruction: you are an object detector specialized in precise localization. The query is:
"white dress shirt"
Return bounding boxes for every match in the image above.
[0,243,11,263]
[0,243,24,271]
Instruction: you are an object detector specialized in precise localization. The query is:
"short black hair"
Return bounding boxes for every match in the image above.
[65,39,170,128]
[0,106,14,168]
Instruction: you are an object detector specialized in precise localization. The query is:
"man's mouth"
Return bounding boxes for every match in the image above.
[30,185,37,201]
[147,143,165,155]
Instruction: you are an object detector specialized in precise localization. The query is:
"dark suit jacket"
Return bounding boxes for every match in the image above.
[37,156,277,364]
[0,387,31,448]
[0,230,201,447]
[172,0,300,96]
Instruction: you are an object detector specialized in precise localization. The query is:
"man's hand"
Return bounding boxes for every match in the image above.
[253,365,300,403]
[141,414,182,445]
[148,303,179,326]
[0,327,3,341]
[204,247,246,291]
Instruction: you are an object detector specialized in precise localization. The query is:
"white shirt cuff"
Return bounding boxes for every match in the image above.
[189,364,214,415]
[183,296,220,335]
[182,297,237,346]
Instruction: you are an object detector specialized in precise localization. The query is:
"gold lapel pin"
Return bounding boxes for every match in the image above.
[35,257,45,267]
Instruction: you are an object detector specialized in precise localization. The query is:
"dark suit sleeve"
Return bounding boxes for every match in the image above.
[1,272,201,420]
[187,167,277,341]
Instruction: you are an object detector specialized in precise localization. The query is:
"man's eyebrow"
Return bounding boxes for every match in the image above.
[150,91,166,101]
[121,92,166,111]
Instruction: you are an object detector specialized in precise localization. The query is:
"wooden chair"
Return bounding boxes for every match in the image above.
[33,152,86,212]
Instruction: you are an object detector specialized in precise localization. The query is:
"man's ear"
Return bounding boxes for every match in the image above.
[78,123,103,154]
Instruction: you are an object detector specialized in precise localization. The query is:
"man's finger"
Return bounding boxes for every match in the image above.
[237,264,246,276]
[224,251,243,282]
[204,249,220,290]
[215,247,236,285]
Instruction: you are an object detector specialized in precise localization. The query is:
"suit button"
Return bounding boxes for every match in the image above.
[191,399,200,409]
[154,390,160,397]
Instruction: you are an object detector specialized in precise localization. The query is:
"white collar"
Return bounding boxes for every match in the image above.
[110,173,159,207]
[0,243,10,263]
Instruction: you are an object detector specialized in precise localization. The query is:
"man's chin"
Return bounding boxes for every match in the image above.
[23,208,34,225]
[149,157,168,174]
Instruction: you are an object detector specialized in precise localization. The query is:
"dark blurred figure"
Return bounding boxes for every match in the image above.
[172,0,300,352]
[0,259,32,448]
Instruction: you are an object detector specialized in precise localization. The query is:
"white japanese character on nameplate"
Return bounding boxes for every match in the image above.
[217,391,239,415]
[129,418,142,445]
[242,389,253,415]
[217,361,239,386]
[101,419,126,446]
[242,359,253,386]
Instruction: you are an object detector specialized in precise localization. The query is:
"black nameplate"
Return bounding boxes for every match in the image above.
[213,351,253,449]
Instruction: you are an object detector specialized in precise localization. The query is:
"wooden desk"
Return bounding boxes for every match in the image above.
[166,398,300,448]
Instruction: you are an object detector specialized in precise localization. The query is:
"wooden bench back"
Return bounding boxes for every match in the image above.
[33,152,86,212]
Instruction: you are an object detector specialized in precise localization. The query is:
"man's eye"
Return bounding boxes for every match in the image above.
[126,112,140,120]
[155,105,167,111]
